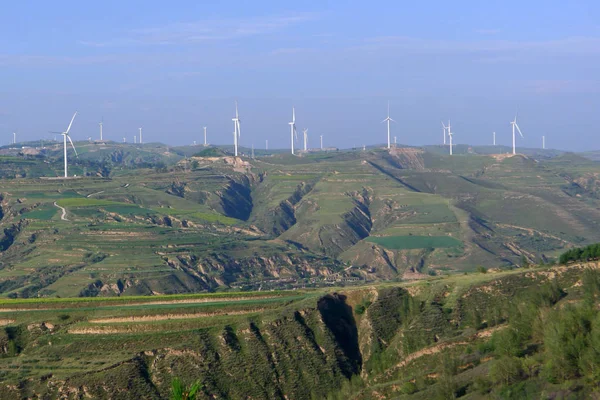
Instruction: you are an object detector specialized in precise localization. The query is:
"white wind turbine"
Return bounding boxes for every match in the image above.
[289,107,298,155]
[493,131,496,146]
[510,114,524,155]
[51,112,78,178]
[320,135,323,150]
[232,101,241,156]
[381,101,395,149]
[303,128,308,151]
[99,118,103,141]
[139,127,143,144]
[203,126,207,146]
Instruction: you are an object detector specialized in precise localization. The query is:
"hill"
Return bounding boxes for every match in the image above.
[1,145,600,296]
[0,262,597,398]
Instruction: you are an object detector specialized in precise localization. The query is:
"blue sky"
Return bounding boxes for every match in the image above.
[1,0,599,150]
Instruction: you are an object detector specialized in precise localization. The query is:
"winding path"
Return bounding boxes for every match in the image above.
[53,202,68,221]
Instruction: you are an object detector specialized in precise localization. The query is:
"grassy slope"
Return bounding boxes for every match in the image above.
[2,147,600,296]
[0,263,596,399]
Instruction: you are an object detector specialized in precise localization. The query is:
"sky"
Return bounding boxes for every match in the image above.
[0,0,599,151]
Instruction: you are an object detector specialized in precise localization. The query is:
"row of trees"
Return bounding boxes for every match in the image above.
[559,243,600,264]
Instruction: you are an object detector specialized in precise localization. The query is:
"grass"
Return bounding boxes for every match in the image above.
[21,207,57,220]
[56,198,134,208]
[365,235,462,250]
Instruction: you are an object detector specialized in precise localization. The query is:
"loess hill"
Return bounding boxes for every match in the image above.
[1,142,600,297]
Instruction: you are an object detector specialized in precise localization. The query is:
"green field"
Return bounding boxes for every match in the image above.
[365,235,462,250]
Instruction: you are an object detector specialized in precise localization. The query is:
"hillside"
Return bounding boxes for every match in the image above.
[0,262,597,398]
[1,145,600,296]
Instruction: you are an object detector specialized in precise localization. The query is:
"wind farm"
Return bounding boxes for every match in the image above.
[2,1,600,398]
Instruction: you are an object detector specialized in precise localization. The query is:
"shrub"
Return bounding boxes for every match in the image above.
[489,356,523,385]
[400,381,417,395]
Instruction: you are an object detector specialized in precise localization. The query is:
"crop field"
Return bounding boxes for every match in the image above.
[365,235,462,250]
[2,143,600,297]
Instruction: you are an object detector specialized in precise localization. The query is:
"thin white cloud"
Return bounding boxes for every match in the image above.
[80,13,319,47]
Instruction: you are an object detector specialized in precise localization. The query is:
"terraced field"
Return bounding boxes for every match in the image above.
[1,143,600,297]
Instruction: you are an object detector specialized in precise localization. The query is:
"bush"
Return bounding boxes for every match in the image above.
[476,266,487,274]
[489,356,523,385]
[400,381,417,395]
[354,304,366,315]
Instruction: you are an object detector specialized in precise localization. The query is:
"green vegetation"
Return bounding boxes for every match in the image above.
[559,242,600,264]
[365,235,462,250]
[171,378,202,400]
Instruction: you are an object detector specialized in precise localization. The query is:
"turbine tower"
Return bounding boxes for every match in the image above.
[99,119,103,141]
[320,135,323,150]
[381,101,395,149]
[510,115,524,155]
[139,127,143,144]
[51,112,78,178]
[542,136,545,150]
[448,121,454,155]
[303,128,308,152]
[493,131,496,146]
[203,126,207,146]
[289,107,297,155]
[265,139,268,150]
[12,132,16,144]
[232,101,241,156]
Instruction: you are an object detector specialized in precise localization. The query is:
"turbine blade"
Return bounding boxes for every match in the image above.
[67,135,78,157]
[390,118,396,123]
[65,112,78,134]
[237,120,241,137]
[515,123,524,138]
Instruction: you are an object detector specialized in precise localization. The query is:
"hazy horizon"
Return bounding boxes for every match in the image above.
[1,1,599,151]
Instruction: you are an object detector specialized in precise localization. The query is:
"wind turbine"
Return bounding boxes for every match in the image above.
[510,114,524,155]
[382,101,395,149]
[320,135,323,150]
[303,128,308,152]
[12,132,16,145]
[99,118,103,141]
[139,127,143,144]
[51,112,78,178]
[493,131,496,146]
[265,139,268,150]
[203,126,207,146]
[289,107,298,155]
[542,136,545,150]
[232,101,241,156]
[447,121,454,155]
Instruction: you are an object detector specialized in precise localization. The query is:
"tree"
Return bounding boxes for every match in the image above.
[171,378,202,400]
